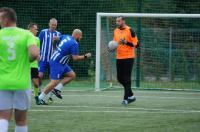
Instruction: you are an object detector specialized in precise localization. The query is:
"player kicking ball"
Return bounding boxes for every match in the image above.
[38,29,91,104]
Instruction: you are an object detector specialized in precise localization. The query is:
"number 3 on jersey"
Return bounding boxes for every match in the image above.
[7,41,16,61]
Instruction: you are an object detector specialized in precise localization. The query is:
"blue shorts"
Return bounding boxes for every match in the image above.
[38,61,50,73]
[50,61,73,80]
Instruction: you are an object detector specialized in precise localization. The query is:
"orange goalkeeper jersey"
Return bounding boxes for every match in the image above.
[113,25,138,59]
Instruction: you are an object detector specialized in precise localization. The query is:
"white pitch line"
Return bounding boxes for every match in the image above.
[61,90,200,95]
[34,105,200,113]
[29,109,200,114]
[60,94,200,100]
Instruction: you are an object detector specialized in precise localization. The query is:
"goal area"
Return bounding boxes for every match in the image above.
[95,13,200,91]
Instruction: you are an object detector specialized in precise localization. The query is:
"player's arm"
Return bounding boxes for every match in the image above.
[119,28,138,47]
[53,32,61,44]
[72,53,91,61]
[39,30,44,46]
[29,45,39,62]
[28,32,39,62]
[70,42,91,61]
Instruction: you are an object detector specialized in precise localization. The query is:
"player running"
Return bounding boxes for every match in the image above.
[0,7,38,132]
[38,29,91,104]
[28,23,40,105]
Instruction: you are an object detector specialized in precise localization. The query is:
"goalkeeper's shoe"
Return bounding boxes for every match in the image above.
[121,100,128,107]
[52,89,62,99]
[127,96,136,104]
[39,99,48,105]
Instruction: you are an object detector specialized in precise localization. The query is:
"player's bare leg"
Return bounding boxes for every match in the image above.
[52,71,76,99]
[38,80,60,105]
[0,110,12,132]
[14,109,28,132]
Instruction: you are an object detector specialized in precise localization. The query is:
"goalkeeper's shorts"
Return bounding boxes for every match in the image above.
[50,61,73,80]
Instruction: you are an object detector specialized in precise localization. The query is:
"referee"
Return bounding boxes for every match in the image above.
[113,16,138,106]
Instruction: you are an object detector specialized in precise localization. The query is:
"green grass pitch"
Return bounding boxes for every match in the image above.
[8,87,200,132]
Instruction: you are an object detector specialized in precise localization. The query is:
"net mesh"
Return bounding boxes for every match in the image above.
[100,16,200,90]
[0,0,200,90]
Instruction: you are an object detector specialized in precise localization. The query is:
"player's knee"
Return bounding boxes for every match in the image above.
[16,120,27,126]
[38,72,43,79]
[71,72,76,79]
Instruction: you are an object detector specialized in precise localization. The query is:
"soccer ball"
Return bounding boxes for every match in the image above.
[108,41,118,52]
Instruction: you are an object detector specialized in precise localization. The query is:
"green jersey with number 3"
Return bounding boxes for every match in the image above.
[30,37,40,68]
[0,27,36,90]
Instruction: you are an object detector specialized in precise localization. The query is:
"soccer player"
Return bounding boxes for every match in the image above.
[28,23,40,105]
[38,29,91,104]
[0,7,38,132]
[113,16,138,106]
[38,18,61,101]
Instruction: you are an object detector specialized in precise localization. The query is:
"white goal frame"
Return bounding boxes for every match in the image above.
[95,13,200,91]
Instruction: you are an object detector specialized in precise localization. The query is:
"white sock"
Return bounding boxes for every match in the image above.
[0,119,9,132]
[15,125,28,132]
[55,83,63,91]
[38,92,46,100]
[128,96,135,99]
[48,91,53,98]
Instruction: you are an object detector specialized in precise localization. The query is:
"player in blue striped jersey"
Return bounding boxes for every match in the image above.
[38,18,61,78]
[38,29,91,104]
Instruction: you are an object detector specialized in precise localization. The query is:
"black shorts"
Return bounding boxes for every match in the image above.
[31,68,39,79]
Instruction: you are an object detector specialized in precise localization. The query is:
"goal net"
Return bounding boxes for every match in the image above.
[96,13,200,91]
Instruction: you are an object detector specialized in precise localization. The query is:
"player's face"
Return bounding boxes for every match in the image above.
[30,25,38,36]
[76,33,82,42]
[116,17,124,28]
[49,21,57,31]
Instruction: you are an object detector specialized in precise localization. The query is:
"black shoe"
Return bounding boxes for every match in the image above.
[121,100,128,107]
[127,97,136,104]
[52,89,62,99]
[39,99,48,105]
[48,97,54,104]
[35,96,40,105]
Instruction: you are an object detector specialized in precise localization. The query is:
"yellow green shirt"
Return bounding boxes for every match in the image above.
[30,37,40,68]
[0,27,36,90]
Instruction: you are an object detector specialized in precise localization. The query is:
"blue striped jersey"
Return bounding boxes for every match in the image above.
[39,29,61,62]
[51,35,79,65]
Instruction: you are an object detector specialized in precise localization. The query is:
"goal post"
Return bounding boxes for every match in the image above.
[95,13,200,91]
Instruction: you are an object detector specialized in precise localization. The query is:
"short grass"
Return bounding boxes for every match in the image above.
[8,88,200,132]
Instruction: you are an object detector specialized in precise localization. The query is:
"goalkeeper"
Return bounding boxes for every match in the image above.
[113,16,138,106]
[39,29,91,104]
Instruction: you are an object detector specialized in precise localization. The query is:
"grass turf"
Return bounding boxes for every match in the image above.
[8,89,200,132]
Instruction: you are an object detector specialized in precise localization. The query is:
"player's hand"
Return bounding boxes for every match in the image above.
[53,36,60,41]
[84,53,92,59]
[119,38,127,45]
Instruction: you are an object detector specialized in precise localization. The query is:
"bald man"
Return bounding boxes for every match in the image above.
[38,18,61,79]
[38,29,91,104]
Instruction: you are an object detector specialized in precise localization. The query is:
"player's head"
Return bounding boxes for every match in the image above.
[116,16,125,28]
[49,18,57,32]
[72,29,82,42]
[28,22,38,36]
[0,7,17,28]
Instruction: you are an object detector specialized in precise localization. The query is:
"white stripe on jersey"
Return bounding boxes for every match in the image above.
[40,38,44,61]
[47,33,52,62]
[59,56,68,64]
[42,30,48,61]
[62,56,70,64]
[53,53,60,61]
